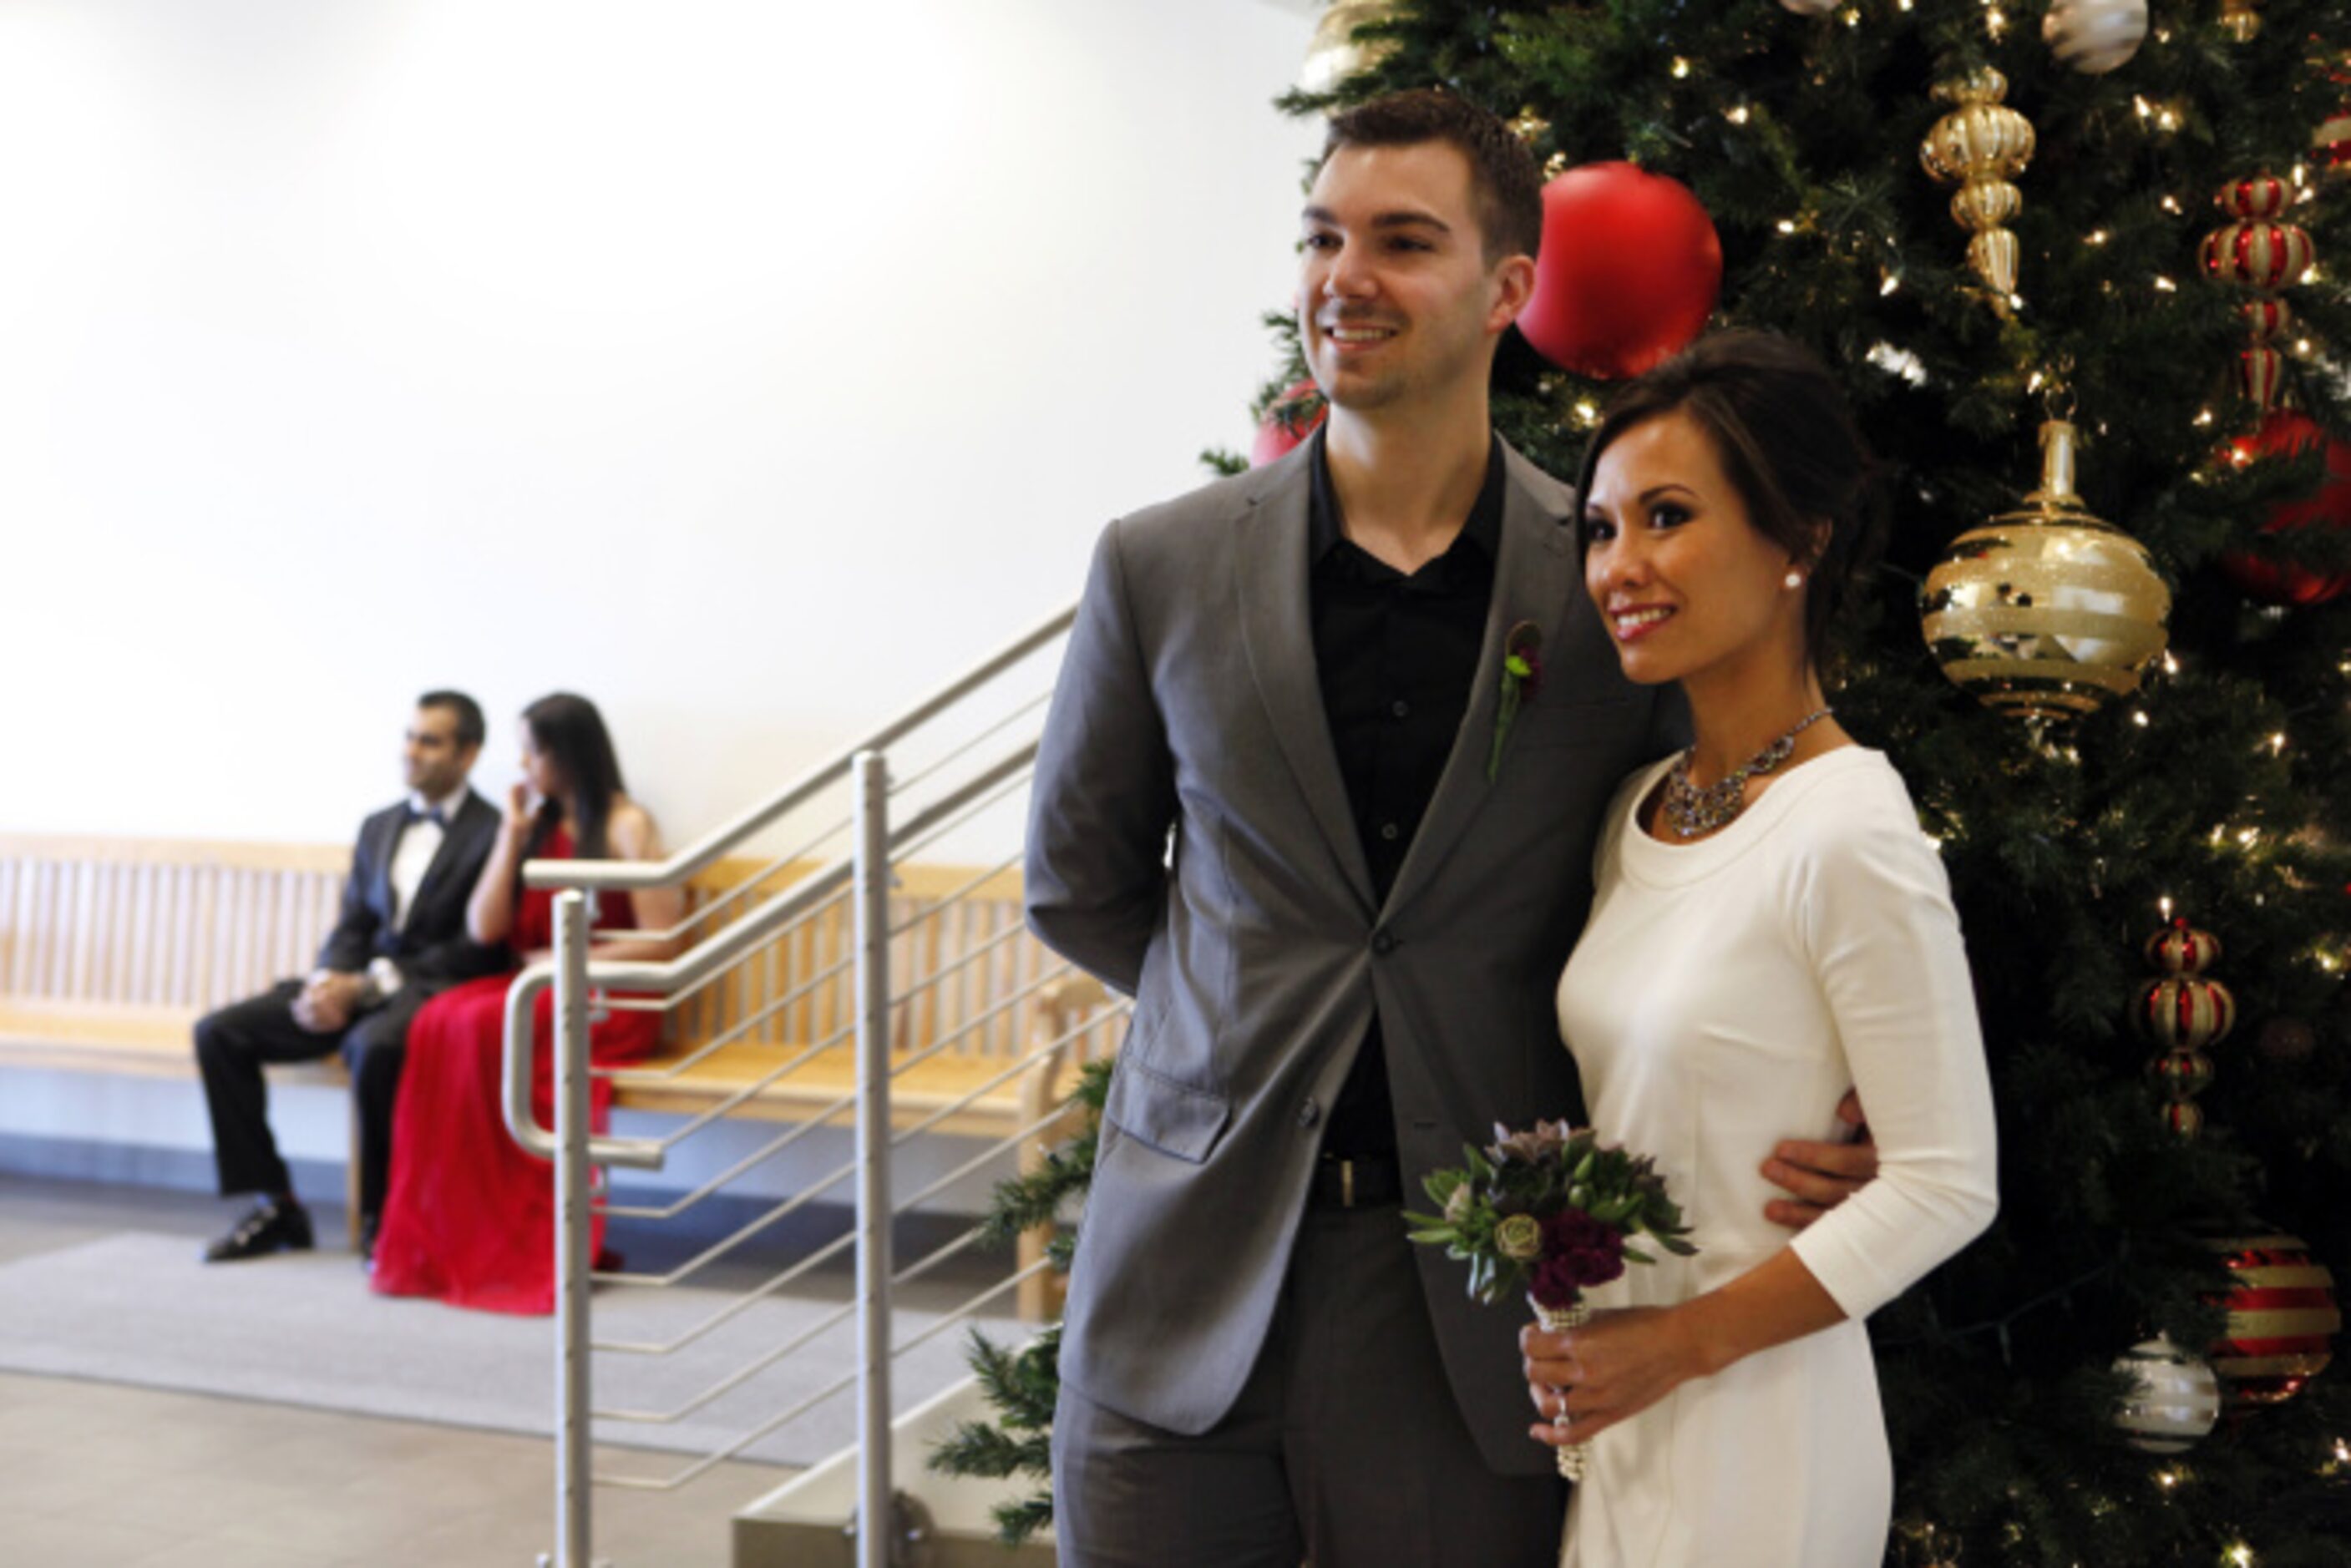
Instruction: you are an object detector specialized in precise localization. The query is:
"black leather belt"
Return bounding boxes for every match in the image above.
[1309,1151,1402,1209]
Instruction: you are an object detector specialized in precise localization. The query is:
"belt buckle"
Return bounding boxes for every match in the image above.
[1340,1159,1356,1208]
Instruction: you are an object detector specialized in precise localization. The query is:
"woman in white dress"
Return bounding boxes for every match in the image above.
[1523,331,1999,1567]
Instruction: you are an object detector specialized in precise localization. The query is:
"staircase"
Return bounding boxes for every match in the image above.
[508,606,1125,1567]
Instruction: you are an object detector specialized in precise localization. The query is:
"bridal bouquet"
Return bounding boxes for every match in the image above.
[1404,1120,1696,1479]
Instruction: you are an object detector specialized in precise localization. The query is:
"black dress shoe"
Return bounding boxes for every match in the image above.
[203,1198,315,1263]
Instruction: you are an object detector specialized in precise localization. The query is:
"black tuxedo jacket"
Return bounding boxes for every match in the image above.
[314,791,508,987]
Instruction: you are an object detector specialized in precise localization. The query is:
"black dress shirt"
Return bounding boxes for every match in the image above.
[1310,434,1505,1160]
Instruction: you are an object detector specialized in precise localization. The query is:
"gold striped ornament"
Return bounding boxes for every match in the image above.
[2133,917,2232,1136]
[1920,69,2036,300]
[1920,417,2171,719]
[2204,1232,2339,1409]
[2136,978,2237,1051]
[1298,0,1403,95]
[2202,175,2316,412]
[2146,918,2223,974]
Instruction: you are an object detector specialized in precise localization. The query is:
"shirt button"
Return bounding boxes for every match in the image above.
[1379,822,1401,842]
[1297,1099,1321,1129]
[1371,928,1399,956]
[1390,699,1411,720]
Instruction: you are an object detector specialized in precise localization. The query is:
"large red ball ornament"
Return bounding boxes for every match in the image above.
[2217,411,2351,607]
[1516,162,1722,381]
[1250,381,1326,468]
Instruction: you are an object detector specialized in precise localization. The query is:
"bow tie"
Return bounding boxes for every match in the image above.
[404,804,448,828]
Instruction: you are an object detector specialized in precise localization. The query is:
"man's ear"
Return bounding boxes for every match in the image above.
[1488,254,1538,334]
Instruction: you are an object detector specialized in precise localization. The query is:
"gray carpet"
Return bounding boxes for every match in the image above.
[0,1232,1031,1469]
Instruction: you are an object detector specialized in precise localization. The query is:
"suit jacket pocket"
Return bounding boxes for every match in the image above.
[1102,1056,1233,1165]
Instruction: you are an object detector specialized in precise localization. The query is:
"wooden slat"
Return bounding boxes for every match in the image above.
[0,835,351,873]
[0,857,18,992]
[165,863,193,1008]
[0,834,1062,1139]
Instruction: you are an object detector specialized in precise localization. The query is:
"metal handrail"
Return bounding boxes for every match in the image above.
[520,606,1072,895]
[524,605,1092,1565]
[500,741,1039,1169]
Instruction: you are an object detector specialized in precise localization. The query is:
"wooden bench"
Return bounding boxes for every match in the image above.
[0,833,1122,1311]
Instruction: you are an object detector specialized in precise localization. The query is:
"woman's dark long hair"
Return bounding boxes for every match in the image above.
[1573,330,1889,672]
[520,691,627,859]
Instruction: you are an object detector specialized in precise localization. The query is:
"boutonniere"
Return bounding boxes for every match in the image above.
[1486,621,1544,782]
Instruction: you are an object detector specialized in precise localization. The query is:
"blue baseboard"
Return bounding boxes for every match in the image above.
[0,1132,1006,1277]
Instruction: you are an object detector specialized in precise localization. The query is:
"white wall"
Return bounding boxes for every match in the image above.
[0,0,1325,845]
[0,0,1324,1198]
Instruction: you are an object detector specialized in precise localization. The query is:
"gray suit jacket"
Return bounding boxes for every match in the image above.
[1026,432,1682,1474]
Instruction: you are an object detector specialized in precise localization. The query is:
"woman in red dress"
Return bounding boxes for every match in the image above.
[369,692,683,1314]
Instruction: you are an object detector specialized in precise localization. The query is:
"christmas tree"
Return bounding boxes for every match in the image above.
[939,2,2351,1559]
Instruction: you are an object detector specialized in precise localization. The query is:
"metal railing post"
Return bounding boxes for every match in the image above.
[550,890,595,1568]
[852,751,894,1568]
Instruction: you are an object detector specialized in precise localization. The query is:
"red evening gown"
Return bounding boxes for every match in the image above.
[369,826,662,1314]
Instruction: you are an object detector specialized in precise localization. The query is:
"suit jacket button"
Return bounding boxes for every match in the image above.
[1371,928,1399,956]
[1297,1099,1320,1129]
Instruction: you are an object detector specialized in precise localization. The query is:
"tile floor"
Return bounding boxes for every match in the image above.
[0,1173,1005,1567]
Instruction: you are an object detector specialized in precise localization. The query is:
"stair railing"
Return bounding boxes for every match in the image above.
[504,603,1129,1568]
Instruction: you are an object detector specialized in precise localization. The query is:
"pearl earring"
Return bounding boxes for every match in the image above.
[1784,570,1805,590]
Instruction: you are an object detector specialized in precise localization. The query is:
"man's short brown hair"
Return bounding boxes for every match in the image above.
[1322,89,1544,266]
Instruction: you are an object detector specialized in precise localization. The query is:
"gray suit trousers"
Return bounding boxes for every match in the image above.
[1052,1197,1563,1568]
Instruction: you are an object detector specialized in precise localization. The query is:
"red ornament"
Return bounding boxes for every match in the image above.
[2145,918,2222,975]
[2317,49,2351,180]
[2200,219,2314,291]
[2147,1049,2216,1096]
[2217,411,2351,607]
[2319,103,2351,177]
[2217,174,2292,220]
[2204,1231,2339,1410]
[1250,381,1326,468]
[1516,162,1721,381]
[2136,976,2237,1051]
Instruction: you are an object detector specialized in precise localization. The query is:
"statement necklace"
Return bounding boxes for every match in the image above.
[1660,707,1834,839]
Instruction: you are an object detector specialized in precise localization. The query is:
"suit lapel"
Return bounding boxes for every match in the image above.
[1378,439,1580,921]
[1236,435,1377,916]
[367,810,402,924]
[408,792,489,923]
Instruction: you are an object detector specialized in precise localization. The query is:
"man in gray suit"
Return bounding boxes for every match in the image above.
[1027,91,1872,1567]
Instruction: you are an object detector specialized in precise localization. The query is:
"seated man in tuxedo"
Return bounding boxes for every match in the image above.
[195,690,508,1263]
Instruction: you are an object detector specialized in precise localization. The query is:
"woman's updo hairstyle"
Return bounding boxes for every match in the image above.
[1573,329,1889,669]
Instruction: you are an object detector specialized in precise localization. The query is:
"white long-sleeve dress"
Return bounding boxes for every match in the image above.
[1554,747,1999,1568]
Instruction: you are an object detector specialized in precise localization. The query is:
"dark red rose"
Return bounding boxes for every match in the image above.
[1530,1207,1625,1310]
